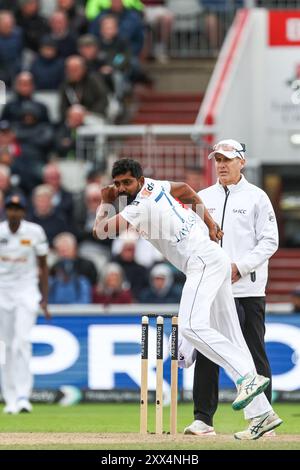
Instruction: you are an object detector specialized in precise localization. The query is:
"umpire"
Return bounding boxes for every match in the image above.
[184,139,279,436]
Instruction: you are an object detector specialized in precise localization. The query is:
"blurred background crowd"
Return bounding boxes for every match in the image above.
[1,1,299,309]
[0,0,239,306]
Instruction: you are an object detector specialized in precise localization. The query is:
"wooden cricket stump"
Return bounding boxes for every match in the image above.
[139,314,178,435]
[140,316,149,434]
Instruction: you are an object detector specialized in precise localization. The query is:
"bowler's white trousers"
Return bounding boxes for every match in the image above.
[179,242,272,419]
[0,286,40,407]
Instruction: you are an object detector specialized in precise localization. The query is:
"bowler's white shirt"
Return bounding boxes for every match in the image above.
[0,220,48,288]
[121,178,210,273]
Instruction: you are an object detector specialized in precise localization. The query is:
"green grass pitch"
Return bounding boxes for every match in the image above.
[0,402,299,450]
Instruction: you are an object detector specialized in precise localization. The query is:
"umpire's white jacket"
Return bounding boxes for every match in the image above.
[198,175,278,297]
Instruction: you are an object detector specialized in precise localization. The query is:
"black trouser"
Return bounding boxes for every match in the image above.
[193,297,272,425]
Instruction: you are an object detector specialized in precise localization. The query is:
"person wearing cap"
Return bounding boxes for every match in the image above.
[184,139,279,439]
[0,193,50,414]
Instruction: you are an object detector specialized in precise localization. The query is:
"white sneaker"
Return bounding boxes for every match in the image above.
[3,404,18,415]
[184,420,216,436]
[232,373,270,411]
[234,411,282,440]
[17,398,32,413]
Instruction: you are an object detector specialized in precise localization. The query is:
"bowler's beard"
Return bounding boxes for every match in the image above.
[117,192,138,211]
[119,191,138,205]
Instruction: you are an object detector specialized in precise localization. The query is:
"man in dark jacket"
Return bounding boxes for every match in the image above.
[15,0,49,53]
[1,72,50,123]
[60,55,108,118]
[30,36,64,90]
[0,10,23,86]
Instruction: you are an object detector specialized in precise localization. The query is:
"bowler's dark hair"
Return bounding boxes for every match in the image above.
[112,159,143,179]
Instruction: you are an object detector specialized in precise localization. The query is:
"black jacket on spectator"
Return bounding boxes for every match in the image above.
[1,96,49,123]
[99,36,131,73]
[65,5,88,36]
[12,116,54,193]
[0,27,23,87]
[52,188,74,227]
[139,285,182,304]
[28,211,69,246]
[112,255,149,300]
[60,73,108,118]
[16,10,50,52]
[52,257,98,286]
[14,120,53,164]
[30,55,65,90]
[50,32,78,59]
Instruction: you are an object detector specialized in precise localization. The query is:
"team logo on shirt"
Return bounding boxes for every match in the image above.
[131,200,140,206]
[20,239,32,246]
[147,182,154,191]
[0,238,8,244]
[141,189,152,198]
[233,209,247,214]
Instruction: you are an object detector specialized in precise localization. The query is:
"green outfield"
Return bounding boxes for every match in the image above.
[0,402,299,450]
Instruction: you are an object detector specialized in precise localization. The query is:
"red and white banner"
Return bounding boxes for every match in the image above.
[269,10,300,46]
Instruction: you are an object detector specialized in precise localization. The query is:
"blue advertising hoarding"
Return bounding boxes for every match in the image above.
[31,310,300,393]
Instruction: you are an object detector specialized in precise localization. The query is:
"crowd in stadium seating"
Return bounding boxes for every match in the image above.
[0,0,236,305]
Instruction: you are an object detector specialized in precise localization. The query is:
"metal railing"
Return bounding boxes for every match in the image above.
[76,124,216,180]
[254,1,300,7]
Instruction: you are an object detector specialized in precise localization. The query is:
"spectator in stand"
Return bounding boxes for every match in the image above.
[200,0,243,50]
[55,104,85,159]
[49,258,92,304]
[291,287,300,314]
[89,0,145,58]
[42,162,74,226]
[28,184,69,245]
[139,262,181,303]
[77,34,109,83]
[76,182,105,243]
[30,36,65,90]
[92,262,133,304]
[112,236,148,300]
[143,0,174,63]
[52,231,98,286]
[97,15,132,100]
[74,182,112,274]
[57,0,88,36]
[0,10,23,86]
[13,101,54,192]
[112,230,163,268]
[85,0,144,21]
[15,0,49,54]
[0,120,22,163]
[1,72,50,123]
[60,55,108,119]
[48,10,77,58]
